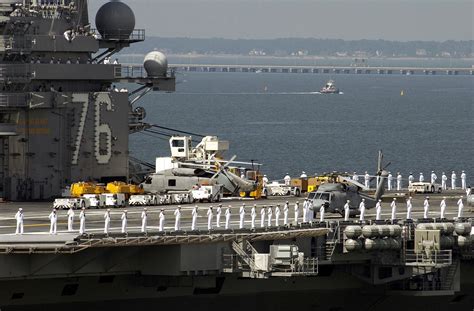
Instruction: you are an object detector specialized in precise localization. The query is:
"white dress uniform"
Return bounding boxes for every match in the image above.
[260,207,266,228]
[406,198,413,220]
[207,208,213,230]
[467,187,472,197]
[275,205,280,227]
[430,172,437,184]
[141,210,148,233]
[191,206,198,231]
[396,173,402,191]
[159,210,165,232]
[79,209,86,234]
[267,207,273,227]
[250,206,257,229]
[283,203,289,225]
[239,205,245,229]
[225,207,231,230]
[451,171,457,190]
[103,210,111,234]
[352,172,359,182]
[441,173,448,190]
[461,171,466,190]
[49,210,57,234]
[375,201,382,221]
[390,199,397,221]
[67,208,75,232]
[174,207,181,231]
[307,201,314,222]
[262,175,269,187]
[216,205,222,228]
[302,200,308,223]
[14,209,24,235]
[408,174,414,186]
[319,205,325,222]
[359,200,366,221]
[284,174,291,186]
[423,198,430,219]
[439,199,446,219]
[294,202,299,224]
[121,211,128,233]
[344,202,350,221]
[387,173,393,190]
[364,172,370,188]
[419,173,424,183]
[457,198,464,218]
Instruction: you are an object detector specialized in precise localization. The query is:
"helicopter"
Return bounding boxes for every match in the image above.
[308,151,390,217]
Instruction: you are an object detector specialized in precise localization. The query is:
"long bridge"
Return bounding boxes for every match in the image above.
[170,64,474,76]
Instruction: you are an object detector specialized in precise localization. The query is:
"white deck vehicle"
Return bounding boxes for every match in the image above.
[408,182,442,194]
[53,198,91,210]
[191,185,223,203]
[129,194,158,206]
[99,193,126,208]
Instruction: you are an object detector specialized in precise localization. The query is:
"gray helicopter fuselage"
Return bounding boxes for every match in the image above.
[141,168,216,194]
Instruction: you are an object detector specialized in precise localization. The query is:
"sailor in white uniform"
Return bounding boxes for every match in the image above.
[451,171,457,190]
[103,209,111,234]
[49,209,58,235]
[406,197,413,220]
[14,208,24,235]
[344,200,350,221]
[467,187,472,197]
[191,205,198,231]
[67,207,75,232]
[408,173,414,186]
[294,201,299,224]
[439,197,446,219]
[441,172,448,190]
[396,172,402,191]
[430,171,437,184]
[387,172,393,190]
[174,206,182,231]
[207,206,214,230]
[79,208,86,234]
[159,209,165,232]
[283,201,289,226]
[364,171,370,188]
[250,204,257,229]
[359,199,366,222]
[275,204,281,227]
[239,204,246,229]
[262,175,269,187]
[390,198,397,221]
[141,208,148,233]
[419,172,424,183]
[352,172,359,182]
[260,206,266,228]
[457,196,464,219]
[461,171,466,190]
[284,173,291,186]
[121,210,128,233]
[225,205,231,230]
[375,199,382,221]
[423,197,430,219]
[267,206,273,227]
[319,204,325,222]
[302,199,308,223]
[216,204,222,228]
[307,200,314,223]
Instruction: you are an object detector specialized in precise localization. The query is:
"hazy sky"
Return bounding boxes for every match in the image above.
[89,0,473,41]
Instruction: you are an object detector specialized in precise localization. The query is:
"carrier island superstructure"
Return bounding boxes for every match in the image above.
[0,0,174,201]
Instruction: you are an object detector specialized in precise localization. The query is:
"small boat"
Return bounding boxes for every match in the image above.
[320,80,340,94]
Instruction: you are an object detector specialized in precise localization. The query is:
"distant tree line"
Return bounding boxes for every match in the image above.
[128,37,473,57]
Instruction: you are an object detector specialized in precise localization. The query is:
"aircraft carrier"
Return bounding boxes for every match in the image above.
[0,1,472,310]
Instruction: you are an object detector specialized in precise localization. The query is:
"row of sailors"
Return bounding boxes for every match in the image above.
[354,171,468,190]
[30,57,120,65]
[13,197,467,235]
[277,171,469,191]
[346,196,466,222]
